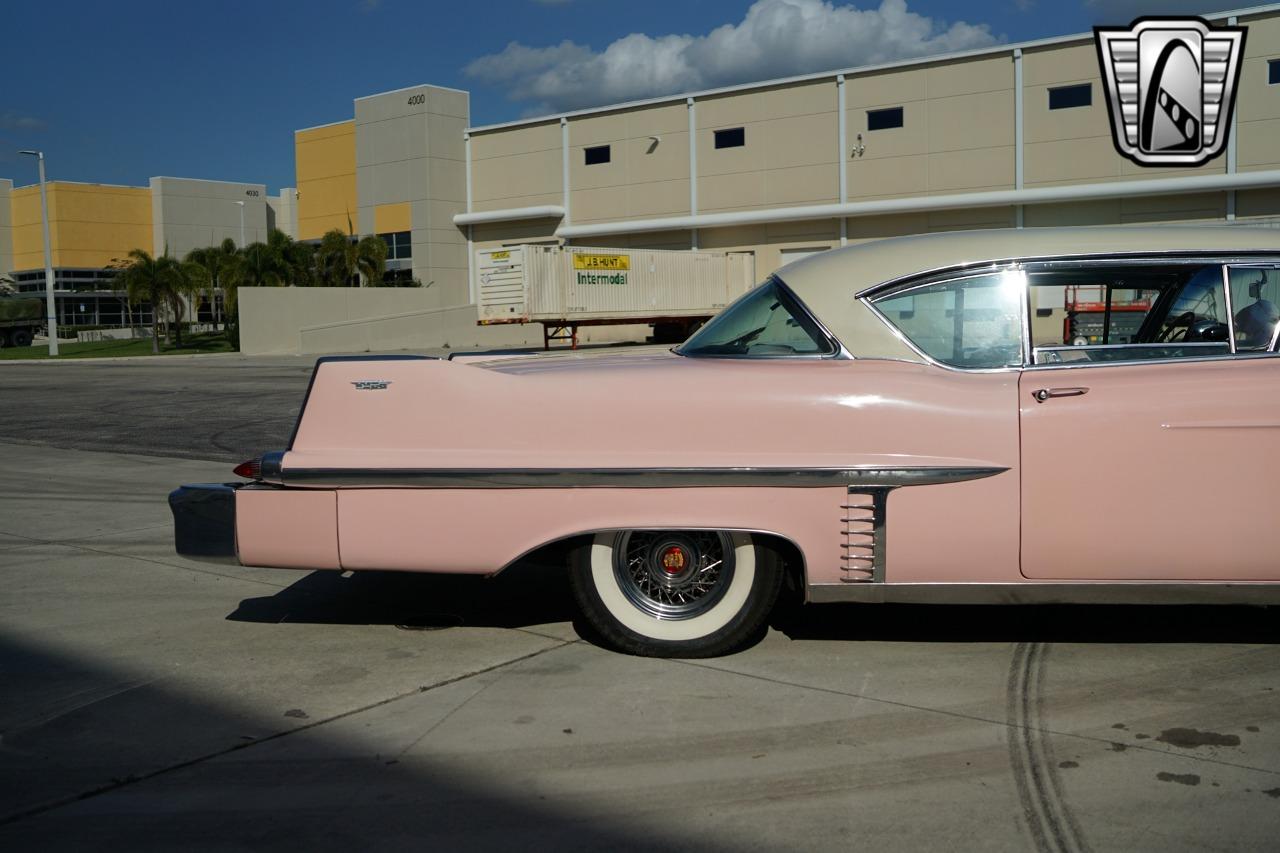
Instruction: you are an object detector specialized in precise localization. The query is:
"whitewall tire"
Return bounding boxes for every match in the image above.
[569,530,783,657]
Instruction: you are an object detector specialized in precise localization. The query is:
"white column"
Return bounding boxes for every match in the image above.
[465,132,476,303]
[560,117,571,235]
[837,74,848,246]
[1014,48,1025,229]
[688,97,698,251]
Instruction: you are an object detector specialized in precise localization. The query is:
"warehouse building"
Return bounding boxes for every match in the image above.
[275,3,1280,352]
[0,176,296,329]
[6,4,1280,350]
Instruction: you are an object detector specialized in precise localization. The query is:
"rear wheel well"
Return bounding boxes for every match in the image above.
[500,530,804,580]
[511,534,593,571]
[752,533,806,606]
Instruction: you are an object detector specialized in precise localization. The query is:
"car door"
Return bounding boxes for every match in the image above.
[1019,259,1280,581]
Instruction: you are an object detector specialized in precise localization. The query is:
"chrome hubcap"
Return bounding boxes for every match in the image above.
[613,531,734,620]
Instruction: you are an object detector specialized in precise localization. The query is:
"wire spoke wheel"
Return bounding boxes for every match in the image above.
[612,531,735,620]
[570,529,782,656]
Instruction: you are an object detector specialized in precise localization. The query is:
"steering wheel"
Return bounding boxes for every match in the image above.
[1156,311,1196,343]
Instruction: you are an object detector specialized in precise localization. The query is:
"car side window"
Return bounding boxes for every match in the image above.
[678,276,837,357]
[871,271,1024,369]
[1028,263,1232,365]
[1227,266,1280,352]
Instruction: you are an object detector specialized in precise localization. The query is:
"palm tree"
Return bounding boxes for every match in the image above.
[267,228,316,287]
[185,238,238,325]
[111,249,202,353]
[316,226,387,287]
[225,241,287,296]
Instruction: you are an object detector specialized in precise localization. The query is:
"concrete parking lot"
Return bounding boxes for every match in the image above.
[2,354,1279,851]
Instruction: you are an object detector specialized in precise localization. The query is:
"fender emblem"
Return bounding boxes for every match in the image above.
[351,380,392,391]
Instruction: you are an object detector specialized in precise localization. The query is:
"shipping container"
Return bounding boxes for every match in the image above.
[476,245,755,347]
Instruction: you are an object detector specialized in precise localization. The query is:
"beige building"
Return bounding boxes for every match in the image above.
[285,4,1279,356]
[456,4,1280,279]
[13,5,1280,352]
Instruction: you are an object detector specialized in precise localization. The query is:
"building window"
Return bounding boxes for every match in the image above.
[381,268,416,286]
[867,107,904,131]
[714,127,746,149]
[1049,83,1091,110]
[380,231,411,260]
[584,145,610,165]
[1270,59,1280,85]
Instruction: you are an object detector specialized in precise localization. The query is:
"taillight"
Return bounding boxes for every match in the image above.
[233,457,262,480]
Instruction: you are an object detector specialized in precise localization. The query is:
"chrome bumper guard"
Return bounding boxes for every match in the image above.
[169,483,240,563]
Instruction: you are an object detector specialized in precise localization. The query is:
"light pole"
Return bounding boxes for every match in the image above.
[18,150,58,356]
[235,201,245,247]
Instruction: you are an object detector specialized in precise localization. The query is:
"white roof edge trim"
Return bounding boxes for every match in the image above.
[295,119,356,134]
[150,176,267,188]
[549,170,1280,239]
[465,3,1280,135]
[355,82,470,101]
[11,180,148,191]
[453,205,567,226]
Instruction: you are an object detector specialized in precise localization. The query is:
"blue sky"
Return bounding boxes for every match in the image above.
[0,0,1249,192]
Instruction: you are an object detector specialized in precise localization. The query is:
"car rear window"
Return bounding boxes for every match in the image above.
[678,277,837,357]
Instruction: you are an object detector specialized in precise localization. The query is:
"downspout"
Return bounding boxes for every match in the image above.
[838,74,848,246]
[561,116,571,243]
[1014,48,1025,229]
[688,97,698,250]
[465,132,475,303]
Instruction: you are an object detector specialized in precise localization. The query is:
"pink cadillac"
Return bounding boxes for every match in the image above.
[171,226,1280,657]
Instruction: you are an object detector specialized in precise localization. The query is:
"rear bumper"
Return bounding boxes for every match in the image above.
[169,483,241,564]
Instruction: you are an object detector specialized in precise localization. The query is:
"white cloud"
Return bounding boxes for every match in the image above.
[0,112,46,132]
[1084,0,1240,23]
[465,0,1002,113]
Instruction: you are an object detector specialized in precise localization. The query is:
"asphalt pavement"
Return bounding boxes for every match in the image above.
[1,354,1279,851]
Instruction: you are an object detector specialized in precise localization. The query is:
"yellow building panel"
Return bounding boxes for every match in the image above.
[373,202,412,234]
[296,120,357,240]
[11,183,151,270]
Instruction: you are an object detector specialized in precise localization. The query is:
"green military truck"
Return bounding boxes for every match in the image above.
[0,294,44,347]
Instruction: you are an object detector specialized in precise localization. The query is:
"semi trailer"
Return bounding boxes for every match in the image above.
[476,245,755,348]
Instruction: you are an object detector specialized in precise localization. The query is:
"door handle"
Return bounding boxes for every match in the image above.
[1033,387,1088,403]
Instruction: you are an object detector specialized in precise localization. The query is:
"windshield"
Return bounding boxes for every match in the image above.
[677,277,837,357]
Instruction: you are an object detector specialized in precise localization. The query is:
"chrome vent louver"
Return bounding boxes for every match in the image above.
[840,488,889,583]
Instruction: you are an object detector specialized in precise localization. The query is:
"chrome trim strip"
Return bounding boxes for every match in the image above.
[1222,263,1238,354]
[281,465,1008,490]
[1024,351,1278,371]
[808,582,1280,605]
[1033,341,1226,352]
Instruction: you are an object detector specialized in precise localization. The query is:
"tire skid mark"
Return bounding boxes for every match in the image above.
[1007,642,1091,853]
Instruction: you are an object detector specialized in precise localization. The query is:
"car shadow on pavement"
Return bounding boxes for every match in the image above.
[228,561,578,632]
[772,602,1280,644]
[0,630,741,851]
